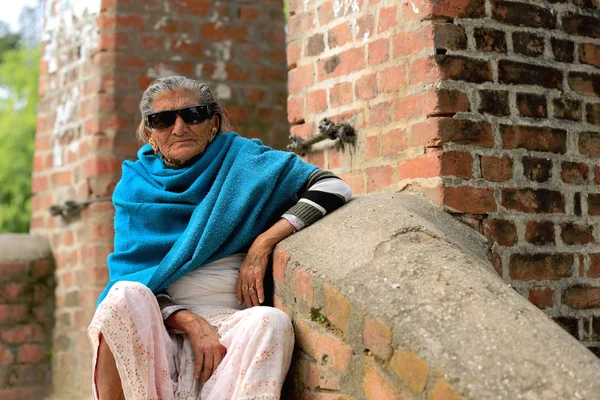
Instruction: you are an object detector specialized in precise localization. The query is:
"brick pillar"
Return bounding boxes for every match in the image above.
[0,235,54,400]
[33,0,288,396]
[288,0,600,354]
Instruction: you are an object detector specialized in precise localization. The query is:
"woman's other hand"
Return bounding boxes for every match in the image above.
[237,243,270,307]
[166,310,226,384]
[236,219,296,308]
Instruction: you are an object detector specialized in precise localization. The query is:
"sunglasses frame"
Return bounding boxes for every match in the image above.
[146,105,213,130]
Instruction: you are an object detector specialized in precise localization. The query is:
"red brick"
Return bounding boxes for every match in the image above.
[317,2,334,25]
[561,162,589,184]
[588,255,600,278]
[288,64,315,94]
[240,5,261,20]
[409,57,440,85]
[288,97,304,124]
[553,96,581,121]
[381,129,407,157]
[0,261,27,281]
[380,65,406,93]
[1,325,44,344]
[580,132,600,157]
[18,344,46,364]
[501,188,565,214]
[307,90,328,114]
[398,151,442,180]
[441,152,472,179]
[291,122,315,140]
[483,219,518,247]
[356,73,378,100]
[529,288,554,309]
[339,172,365,195]
[412,118,494,148]
[434,24,467,50]
[481,155,512,182]
[560,223,595,245]
[363,316,392,360]
[437,55,493,83]
[291,268,314,306]
[393,25,434,57]
[509,253,573,281]
[499,60,562,90]
[474,28,507,53]
[378,6,398,33]
[596,167,600,185]
[580,43,600,68]
[502,125,567,154]
[273,247,290,284]
[287,40,301,67]
[362,360,403,400]
[323,284,351,332]
[294,318,352,374]
[492,1,556,29]
[0,305,27,323]
[273,295,291,317]
[306,362,341,391]
[365,136,379,159]
[330,83,353,107]
[318,48,365,81]
[367,166,394,191]
[369,39,390,65]
[564,286,600,309]
[525,221,555,246]
[569,71,600,97]
[0,343,14,366]
[445,186,497,214]
[328,22,353,49]
[562,15,600,40]
[369,101,391,126]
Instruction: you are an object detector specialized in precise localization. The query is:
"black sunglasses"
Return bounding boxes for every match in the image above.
[146,105,213,130]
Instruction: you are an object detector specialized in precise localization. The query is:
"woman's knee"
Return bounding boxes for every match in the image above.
[247,306,292,332]
[101,281,155,311]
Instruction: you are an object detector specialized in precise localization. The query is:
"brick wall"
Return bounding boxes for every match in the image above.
[0,235,55,400]
[287,0,600,354]
[33,0,289,396]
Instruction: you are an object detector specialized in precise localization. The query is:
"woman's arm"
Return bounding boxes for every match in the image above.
[282,169,352,232]
[237,169,352,307]
[156,291,188,321]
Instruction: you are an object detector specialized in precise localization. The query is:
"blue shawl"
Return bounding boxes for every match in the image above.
[97,132,317,305]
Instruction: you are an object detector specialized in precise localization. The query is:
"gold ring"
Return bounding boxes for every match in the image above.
[241,284,249,292]
[248,288,255,294]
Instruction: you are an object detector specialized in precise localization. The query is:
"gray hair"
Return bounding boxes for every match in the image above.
[136,76,232,142]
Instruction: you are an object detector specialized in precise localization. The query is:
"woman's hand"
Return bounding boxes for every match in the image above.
[236,219,296,307]
[166,310,226,384]
[236,242,271,307]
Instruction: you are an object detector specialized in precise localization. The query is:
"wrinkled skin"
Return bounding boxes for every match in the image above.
[145,87,219,166]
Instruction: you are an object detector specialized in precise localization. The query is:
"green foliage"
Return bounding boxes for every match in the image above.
[0,45,40,233]
[283,0,290,23]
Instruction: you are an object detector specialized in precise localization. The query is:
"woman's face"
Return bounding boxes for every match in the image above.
[146,88,219,166]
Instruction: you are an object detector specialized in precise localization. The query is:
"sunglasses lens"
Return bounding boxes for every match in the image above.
[147,106,211,129]
[180,106,210,125]
[148,111,177,129]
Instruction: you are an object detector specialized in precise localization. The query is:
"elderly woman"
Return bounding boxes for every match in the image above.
[88,76,352,399]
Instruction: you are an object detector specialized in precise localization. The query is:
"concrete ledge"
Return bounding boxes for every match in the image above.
[0,234,52,261]
[275,193,600,399]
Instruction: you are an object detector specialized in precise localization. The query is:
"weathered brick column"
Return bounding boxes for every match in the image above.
[287,0,600,354]
[33,0,288,396]
[0,235,54,400]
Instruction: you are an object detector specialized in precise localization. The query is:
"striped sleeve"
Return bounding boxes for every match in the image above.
[282,169,352,231]
[156,290,188,321]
